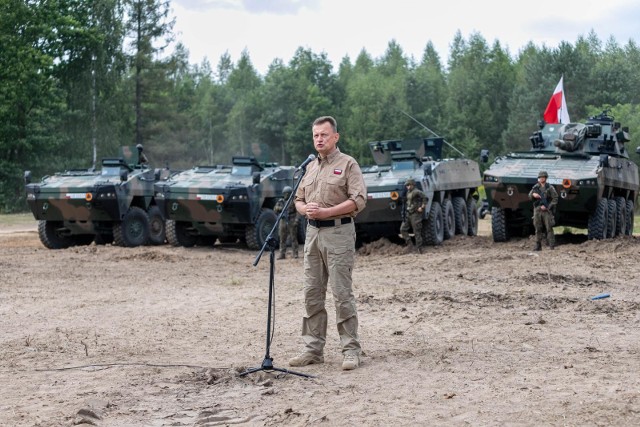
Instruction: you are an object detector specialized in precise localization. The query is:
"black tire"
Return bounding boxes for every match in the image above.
[478,207,487,220]
[467,198,479,236]
[588,198,608,240]
[625,200,634,236]
[245,208,278,250]
[113,206,150,247]
[147,205,166,245]
[423,201,444,246]
[491,207,508,242]
[442,199,455,240]
[166,220,198,247]
[452,196,468,235]
[606,199,616,239]
[614,196,626,237]
[38,220,72,249]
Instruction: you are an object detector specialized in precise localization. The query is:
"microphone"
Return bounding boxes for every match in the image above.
[296,154,316,170]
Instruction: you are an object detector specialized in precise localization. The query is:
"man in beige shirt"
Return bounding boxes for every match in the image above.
[289,116,367,371]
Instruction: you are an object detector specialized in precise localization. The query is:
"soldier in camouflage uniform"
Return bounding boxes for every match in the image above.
[528,170,559,250]
[274,186,299,259]
[400,178,427,253]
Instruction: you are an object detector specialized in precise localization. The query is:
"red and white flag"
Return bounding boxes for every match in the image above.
[543,76,570,124]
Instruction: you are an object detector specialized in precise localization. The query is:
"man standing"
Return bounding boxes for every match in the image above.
[274,186,299,259]
[400,178,427,253]
[289,116,367,371]
[528,171,558,250]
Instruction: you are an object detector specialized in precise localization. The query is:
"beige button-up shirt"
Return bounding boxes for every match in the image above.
[295,148,367,218]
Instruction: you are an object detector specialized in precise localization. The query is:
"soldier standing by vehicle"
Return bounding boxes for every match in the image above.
[274,186,299,259]
[400,178,427,253]
[528,170,559,250]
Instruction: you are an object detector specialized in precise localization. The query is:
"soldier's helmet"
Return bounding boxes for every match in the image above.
[282,186,293,196]
[538,171,549,178]
[405,178,416,186]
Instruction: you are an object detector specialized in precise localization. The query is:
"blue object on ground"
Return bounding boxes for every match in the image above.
[590,293,610,300]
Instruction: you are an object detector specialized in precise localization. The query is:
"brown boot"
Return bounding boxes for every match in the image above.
[293,252,299,259]
[277,252,286,260]
[534,242,542,251]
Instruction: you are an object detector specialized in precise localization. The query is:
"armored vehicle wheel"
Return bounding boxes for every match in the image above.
[423,201,444,246]
[71,234,95,246]
[466,198,479,236]
[588,198,608,240]
[94,233,114,245]
[147,205,166,245]
[625,200,634,235]
[491,207,508,242]
[606,199,617,239]
[442,199,455,240]
[478,199,489,220]
[614,197,626,237]
[38,220,72,249]
[452,197,468,235]
[166,220,198,247]
[245,208,277,250]
[113,206,150,247]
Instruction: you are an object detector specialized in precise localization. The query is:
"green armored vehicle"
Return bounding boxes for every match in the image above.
[355,137,483,246]
[25,145,167,249]
[155,156,300,250]
[483,111,639,241]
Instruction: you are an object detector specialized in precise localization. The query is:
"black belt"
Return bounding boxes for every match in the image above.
[308,217,352,228]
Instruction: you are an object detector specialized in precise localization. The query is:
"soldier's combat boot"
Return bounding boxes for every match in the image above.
[534,242,542,251]
[277,252,286,260]
[293,251,299,259]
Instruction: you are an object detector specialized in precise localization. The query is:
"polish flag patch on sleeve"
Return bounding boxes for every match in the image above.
[333,169,342,175]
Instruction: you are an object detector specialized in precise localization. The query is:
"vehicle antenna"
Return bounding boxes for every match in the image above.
[400,110,466,157]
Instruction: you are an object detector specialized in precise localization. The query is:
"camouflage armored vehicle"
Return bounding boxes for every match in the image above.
[155,156,301,250]
[355,137,483,246]
[24,145,168,249]
[483,111,639,241]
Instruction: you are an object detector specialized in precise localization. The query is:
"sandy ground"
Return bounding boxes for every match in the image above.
[1,218,640,427]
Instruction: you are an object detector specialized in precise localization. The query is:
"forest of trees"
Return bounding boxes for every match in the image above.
[3,0,640,213]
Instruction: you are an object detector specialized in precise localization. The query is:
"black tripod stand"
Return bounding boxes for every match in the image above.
[239,162,314,379]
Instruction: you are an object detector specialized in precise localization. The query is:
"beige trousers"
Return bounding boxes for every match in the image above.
[300,221,361,356]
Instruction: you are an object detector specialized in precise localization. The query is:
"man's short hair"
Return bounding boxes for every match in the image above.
[312,116,338,132]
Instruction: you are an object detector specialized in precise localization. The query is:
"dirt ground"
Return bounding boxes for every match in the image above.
[1,218,639,427]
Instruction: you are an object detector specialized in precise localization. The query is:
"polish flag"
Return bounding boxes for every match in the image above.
[543,76,570,124]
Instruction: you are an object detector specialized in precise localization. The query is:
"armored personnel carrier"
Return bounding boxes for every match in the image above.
[24,145,168,249]
[483,111,639,241]
[155,156,301,250]
[355,137,483,246]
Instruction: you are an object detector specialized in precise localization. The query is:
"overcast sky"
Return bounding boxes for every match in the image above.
[171,0,640,75]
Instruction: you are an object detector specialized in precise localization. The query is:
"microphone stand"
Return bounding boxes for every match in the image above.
[239,163,314,378]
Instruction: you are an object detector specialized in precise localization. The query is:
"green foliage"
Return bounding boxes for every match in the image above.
[2,7,640,213]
